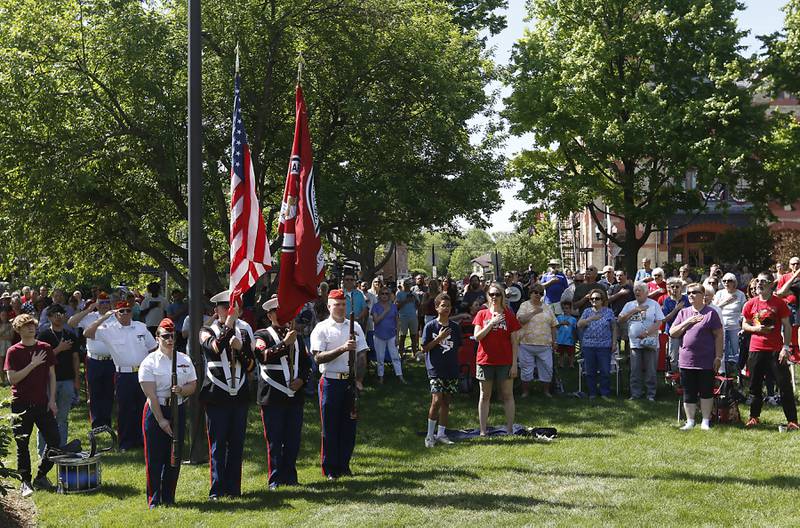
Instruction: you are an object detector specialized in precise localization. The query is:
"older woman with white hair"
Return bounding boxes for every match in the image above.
[619,281,665,400]
[712,273,746,374]
[647,267,668,301]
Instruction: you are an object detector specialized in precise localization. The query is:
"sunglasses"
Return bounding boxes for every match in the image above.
[98,300,111,304]
[590,297,603,301]
[158,333,174,340]
[488,292,502,298]
[117,308,132,314]
[531,291,543,296]
[688,290,703,295]
[722,279,734,283]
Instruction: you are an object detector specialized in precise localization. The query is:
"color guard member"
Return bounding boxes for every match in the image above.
[139,318,197,508]
[254,295,311,489]
[310,289,368,480]
[198,290,255,500]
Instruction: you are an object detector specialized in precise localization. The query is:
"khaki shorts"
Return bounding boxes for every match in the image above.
[476,364,511,382]
[398,315,418,335]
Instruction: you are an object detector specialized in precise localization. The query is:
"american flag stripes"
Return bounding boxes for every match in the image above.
[228,70,272,309]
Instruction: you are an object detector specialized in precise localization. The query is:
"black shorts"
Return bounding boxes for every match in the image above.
[680,368,714,404]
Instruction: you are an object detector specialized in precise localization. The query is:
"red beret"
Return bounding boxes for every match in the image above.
[158,318,174,332]
[115,300,132,309]
[328,289,345,300]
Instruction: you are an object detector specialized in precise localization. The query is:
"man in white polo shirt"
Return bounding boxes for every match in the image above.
[68,291,116,429]
[311,289,368,480]
[84,299,156,450]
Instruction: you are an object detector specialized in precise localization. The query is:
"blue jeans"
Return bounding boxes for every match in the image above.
[582,346,611,397]
[38,380,74,455]
[723,329,740,371]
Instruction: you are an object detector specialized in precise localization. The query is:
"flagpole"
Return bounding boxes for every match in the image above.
[297,52,305,85]
[186,0,207,464]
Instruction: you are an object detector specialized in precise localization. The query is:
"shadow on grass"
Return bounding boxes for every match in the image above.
[502,466,800,490]
[178,467,580,513]
[94,482,140,498]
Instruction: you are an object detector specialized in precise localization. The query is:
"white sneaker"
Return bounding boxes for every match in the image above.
[700,421,711,431]
[424,436,435,448]
[679,421,695,431]
[20,481,33,498]
[435,434,454,445]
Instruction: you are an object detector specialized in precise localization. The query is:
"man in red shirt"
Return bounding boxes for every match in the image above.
[742,272,798,430]
[3,314,61,497]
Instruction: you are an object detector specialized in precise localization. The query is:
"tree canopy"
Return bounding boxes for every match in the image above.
[0,0,504,290]
[504,0,789,276]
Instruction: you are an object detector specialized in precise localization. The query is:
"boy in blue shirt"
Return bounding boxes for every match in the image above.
[555,300,578,368]
[422,293,462,448]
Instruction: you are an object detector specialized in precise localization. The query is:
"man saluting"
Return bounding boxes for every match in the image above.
[310,289,368,480]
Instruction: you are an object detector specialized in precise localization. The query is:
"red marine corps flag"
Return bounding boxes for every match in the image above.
[276,78,325,325]
[228,50,272,310]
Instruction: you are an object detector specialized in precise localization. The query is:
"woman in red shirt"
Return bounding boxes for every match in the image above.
[473,283,521,436]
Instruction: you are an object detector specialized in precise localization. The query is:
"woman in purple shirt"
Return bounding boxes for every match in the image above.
[669,283,723,431]
[371,287,406,384]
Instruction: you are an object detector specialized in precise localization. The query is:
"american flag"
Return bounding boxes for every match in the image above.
[228,71,272,309]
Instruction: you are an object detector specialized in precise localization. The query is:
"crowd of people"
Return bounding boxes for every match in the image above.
[1,255,799,505]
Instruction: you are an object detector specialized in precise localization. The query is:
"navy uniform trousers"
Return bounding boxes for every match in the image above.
[318,378,357,478]
[260,404,303,486]
[116,372,146,450]
[142,402,185,508]
[86,357,115,428]
[205,401,248,497]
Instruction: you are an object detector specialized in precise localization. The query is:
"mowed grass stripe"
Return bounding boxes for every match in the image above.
[2,361,799,527]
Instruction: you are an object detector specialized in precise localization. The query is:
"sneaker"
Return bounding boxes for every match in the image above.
[20,481,34,498]
[424,436,435,448]
[679,421,695,431]
[32,475,54,491]
[434,434,454,445]
[787,422,800,431]
[700,421,711,431]
[647,396,656,402]
[397,376,408,385]
[745,417,760,429]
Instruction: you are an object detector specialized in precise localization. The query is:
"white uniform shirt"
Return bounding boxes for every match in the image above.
[96,320,157,368]
[310,317,368,375]
[138,350,197,405]
[79,311,112,357]
[140,294,167,327]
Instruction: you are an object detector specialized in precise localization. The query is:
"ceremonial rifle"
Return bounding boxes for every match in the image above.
[169,348,179,467]
[287,321,295,384]
[349,308,359,420]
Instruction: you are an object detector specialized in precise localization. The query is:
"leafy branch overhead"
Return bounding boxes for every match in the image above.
[504,0,796,275]
[0,0,504,287]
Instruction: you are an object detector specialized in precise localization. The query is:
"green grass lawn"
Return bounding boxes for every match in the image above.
[2,362,800,527]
